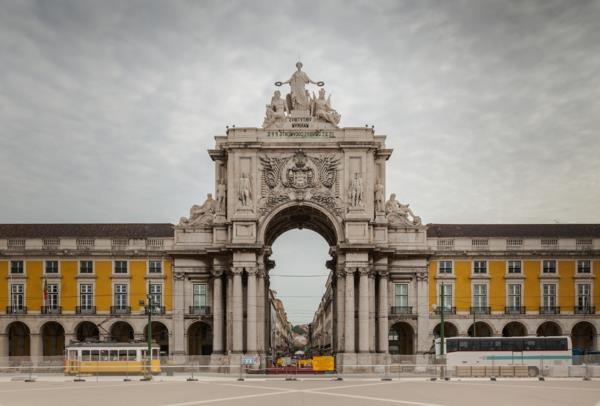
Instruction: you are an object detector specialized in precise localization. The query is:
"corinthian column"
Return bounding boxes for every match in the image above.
[256,265,266,353]
[246,267,258,353]
[211,268,224,354]
[344,267,355,353]
[378,271,389,353]
[369,270,376,352]
[232,267,244,353]
[358,267,370,353]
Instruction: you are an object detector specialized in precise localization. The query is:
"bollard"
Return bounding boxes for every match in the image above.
[25,362,35,383]
[74,361,85,382]
[538,356,545,381]
[583,363,591,381]
[381,361,392,381]
[237,360,244,382]
[124,359,131,382]
[187,363,198,381]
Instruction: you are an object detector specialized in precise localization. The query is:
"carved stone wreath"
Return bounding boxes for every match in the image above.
[259,150,340,215]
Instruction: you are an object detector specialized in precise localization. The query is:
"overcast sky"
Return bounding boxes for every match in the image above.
[1,0,599,323]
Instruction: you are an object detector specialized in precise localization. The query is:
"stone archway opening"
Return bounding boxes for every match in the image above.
[110,321,134,343]
[571,321,596,352]
[75,321,99,342]
[144,321,169,355]
[7,321,30,358]
[433,322,458,338]
[537,321,562,337]
[468,321,493,337]
[188,321,212,356]
[388,322,414,355]
[502,321,527,337]
[41,321,65,357]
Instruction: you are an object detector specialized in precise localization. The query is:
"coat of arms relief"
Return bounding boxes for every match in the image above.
[259,150,341,216]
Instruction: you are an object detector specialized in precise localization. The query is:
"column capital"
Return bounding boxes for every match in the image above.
[231,267,244,275]
[358,267,370,276]
[211,267,226,278]
[378,270,389,278]
[246,267,258,276]
[173,271,185,281]
[416,271,428,282]
[345,267,356,276]
[335,270,346,279]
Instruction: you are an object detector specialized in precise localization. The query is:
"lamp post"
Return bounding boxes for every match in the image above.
[140,280,152,381]
[439,283,445,357]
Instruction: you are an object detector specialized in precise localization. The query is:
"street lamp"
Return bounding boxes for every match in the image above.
[139,280,153,381]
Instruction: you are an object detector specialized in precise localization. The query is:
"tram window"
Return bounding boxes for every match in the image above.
[69,350,78,360]
[152,349,159,359]
[91,350,99,361]
[446,340,458,353]
[82,350,91,361]
[100,350,109,361]
[128,350,136,361]
[109,350,118,361]
[119,350,127,361]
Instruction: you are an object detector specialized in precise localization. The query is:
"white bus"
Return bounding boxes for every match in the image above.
[435,336,572,376]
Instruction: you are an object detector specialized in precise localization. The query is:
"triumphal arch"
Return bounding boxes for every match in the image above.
[171,63,430,368]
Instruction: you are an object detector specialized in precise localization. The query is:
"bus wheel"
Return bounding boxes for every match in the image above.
[528,367,539,377]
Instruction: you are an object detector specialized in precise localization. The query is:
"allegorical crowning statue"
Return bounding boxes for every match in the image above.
[263,62,341,129]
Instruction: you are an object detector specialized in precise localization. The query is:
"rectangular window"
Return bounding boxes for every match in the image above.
[542,283,557,308]
[394,283,409,307]
[114,284,128,308]
[577,284,591,308]
[79,261,93,274]
[473,284,487,308]
[10,284,24,309]
[507,260,521,274]
[45,260,59,274]
[114,261,128,274]
[149,284,162,310]
[46,284,59,308]
[438,261,452,274]
[507,284,522,308]
[577,260,591,274]
[10,260,24,274]
[80,284,93,309]
[148,260,162,274]
[473,260,487,274]
[193,283,207,308]
[438,284,453,311]
[542,260,556,274]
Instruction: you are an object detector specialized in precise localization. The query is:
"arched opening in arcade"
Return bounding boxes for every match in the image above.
[144,321,169,355]
[537,321,562,337]
[433,322,458,338]
[264,204,337,357]
[75,321,100,342]
[571,321,597,352]
[502,321,527,337]
[188,321,212,356]
[7,321,30,357]
[468,321,493,337]
[388,322,414,355]
[110,321,134,342]
[41,321,65,357]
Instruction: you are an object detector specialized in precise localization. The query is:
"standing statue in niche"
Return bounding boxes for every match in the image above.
[349,173,363,207]
[179,193,216,226]
[312,88,340,126]
[385,193,422,226]
[216,181,227,213]
[262,90,287,128]
[238,173,252,207]
[275,62,324,113]
[374,180,385,213]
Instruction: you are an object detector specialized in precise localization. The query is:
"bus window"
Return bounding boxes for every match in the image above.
[82,350,91,361]
[523,339,538,351]
[446,340,458,353]
[547,338,567,351]
[503,339,523,352]
[128,350,137,361]
[100,350,109,361]
[479,339,493,351]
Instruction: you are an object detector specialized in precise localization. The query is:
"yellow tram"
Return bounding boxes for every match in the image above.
[65,342,161,374]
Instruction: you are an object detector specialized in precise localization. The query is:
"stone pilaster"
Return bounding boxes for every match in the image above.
[416,271,430,353]
[344,267,355,353]
[231,267,244,353]
[368,270,376,352]
[335,269,345,353]
[211,268,225,354]
[246,267,258,353]
[226,272,233,353]
[358,267,370,353]
[256,265,266,353]
[172,270,186,359]
[378,270,389,353]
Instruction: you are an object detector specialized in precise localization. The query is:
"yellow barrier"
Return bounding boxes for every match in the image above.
[312,356,335,372]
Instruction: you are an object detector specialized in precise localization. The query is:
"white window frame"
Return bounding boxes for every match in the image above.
[438,260,453,275]
[193,283,207,308]
[507,260,522,274]
[576,283,592,307]
[46,283,60,309]
[44,259,60,275]
[113,260,128,275]
[576,259,592,274]
[473,260,488,274]
[9,283,26,309]
[437,282,454,310]
[394,283,409,307]
[542,259,557,274]
[113,283,129,308]
[506,283,522,308]
[78,283,95,309]
[472,283,488,308]
[541,283,558,308]
[79,260,94,274]
[148,260,163,274]
[148,283,163,310]
[9,260,25,275]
